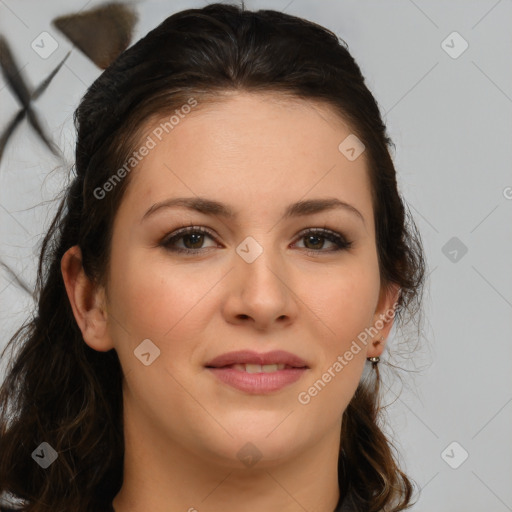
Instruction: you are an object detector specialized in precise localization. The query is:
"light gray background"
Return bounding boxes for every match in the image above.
[1,1,511,511]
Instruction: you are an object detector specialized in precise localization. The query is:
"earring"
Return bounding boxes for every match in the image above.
[367,337,383,364]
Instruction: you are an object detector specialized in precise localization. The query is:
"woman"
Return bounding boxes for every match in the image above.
[0,3,425,511]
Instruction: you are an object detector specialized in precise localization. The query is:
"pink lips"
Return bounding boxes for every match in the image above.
[205,350,309,369]
[205,350,309,394]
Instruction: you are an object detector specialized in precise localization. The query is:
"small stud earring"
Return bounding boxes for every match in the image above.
[367,337,383,364]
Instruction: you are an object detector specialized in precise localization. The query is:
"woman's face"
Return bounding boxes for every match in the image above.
[98,92,395,467]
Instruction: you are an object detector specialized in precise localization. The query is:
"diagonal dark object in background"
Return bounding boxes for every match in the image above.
[0,52,71,161]
[0,36,70,163]
[0,36,32,106]
[0,258,34,299]
[0,35,59,156]
[53,2,138,69]
[0,109,25,161]
[32,49,72,98]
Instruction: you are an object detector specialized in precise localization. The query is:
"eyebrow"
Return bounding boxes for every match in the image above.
[141,196,365,225]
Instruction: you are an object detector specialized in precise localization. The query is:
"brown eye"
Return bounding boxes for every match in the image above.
[180,232,206,250]
[295,229,352,255]
[161,227,217,254]
[303,233,329,251]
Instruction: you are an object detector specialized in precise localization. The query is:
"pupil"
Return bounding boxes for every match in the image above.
[306,235,322,249]
[185,233,203,248]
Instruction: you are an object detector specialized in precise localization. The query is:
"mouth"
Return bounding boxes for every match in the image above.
[212,363,305,373]
[205,349,309,369]
[205,350,309,394]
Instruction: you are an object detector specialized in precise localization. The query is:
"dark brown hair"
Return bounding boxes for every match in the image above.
[0,3,425,511]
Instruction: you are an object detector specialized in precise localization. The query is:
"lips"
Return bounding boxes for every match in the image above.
[205,350,310,394]
[205,350,309,369]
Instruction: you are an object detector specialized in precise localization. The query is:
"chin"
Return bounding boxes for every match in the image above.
[199,423,308,468]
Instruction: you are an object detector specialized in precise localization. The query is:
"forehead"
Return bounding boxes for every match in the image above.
[120,91,372,221]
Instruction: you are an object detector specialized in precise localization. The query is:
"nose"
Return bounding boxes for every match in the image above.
[222,243,298,331]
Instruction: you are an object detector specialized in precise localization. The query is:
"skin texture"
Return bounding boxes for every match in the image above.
[61,92,399,512]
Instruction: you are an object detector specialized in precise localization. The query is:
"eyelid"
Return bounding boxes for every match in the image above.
[160,225,216,244]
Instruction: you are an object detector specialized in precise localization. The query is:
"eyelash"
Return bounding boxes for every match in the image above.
[160,225,353,256]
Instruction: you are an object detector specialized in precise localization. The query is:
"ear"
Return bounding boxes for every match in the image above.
[61,245,114,352]
[367,282,401,359]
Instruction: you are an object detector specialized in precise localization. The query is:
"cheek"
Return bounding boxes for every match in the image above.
[295,260,379,408]
[295,266,378,415]
[107,244,224,363]
[305,260,380,347]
